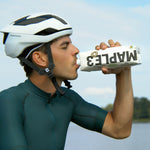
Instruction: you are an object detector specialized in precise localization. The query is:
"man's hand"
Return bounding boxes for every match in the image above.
[95,39,130,75]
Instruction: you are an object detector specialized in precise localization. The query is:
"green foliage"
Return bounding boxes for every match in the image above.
[133,97,150,120]
[103,97,150,121]
[103,104,113,111]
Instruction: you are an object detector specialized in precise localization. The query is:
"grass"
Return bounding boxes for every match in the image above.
[133,118,150,123]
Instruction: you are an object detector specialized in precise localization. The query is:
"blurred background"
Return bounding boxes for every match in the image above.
[0,1,149,149]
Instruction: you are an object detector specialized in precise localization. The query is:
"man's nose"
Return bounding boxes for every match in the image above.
[72,45,79,55]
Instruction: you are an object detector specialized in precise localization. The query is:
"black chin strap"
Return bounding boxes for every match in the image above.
[19,43,72,95]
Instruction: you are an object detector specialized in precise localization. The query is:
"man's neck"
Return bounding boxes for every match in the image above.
[29,72,62,95]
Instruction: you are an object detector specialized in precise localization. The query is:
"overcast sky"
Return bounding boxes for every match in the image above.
[0,0,149,107]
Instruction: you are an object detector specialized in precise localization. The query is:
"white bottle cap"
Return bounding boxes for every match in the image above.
[77,59,80,65]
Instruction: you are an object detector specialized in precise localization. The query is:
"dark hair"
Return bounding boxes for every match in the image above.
[19,44,47,77]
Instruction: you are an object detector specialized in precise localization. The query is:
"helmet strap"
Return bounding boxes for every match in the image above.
[19,42,71,95]
[45,43,66,95]
[64,80,72,89]
[44,43,72,91]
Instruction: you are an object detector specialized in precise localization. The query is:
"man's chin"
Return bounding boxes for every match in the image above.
[66,74,78,81]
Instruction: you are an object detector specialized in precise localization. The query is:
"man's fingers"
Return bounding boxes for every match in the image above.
[115,41,121,46]
[95,45,100,50]
[108,40,121,47]
[100,42,108,50]
[97,40,121,51]
[101,67,112,74]
[108,39,115,47]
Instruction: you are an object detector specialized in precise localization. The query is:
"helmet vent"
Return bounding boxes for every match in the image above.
[3,33,9,44]
[35,28,58,35]
[13,14,67,26]
[35,28,72,36]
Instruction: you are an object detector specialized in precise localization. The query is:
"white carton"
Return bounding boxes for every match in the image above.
[77,45,141,71]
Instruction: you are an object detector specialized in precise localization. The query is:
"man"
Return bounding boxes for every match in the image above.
[0,13,133,150]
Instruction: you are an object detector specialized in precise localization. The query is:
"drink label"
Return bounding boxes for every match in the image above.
[78,45,141,72]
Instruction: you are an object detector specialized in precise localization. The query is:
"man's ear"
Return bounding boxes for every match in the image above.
[32,51,48,67]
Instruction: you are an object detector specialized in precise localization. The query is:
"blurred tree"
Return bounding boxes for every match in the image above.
[104,97,150,121]
[133,97,150,120]
[103,104,113,111]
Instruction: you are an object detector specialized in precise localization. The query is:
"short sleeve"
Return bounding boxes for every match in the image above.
[66,89,108,133]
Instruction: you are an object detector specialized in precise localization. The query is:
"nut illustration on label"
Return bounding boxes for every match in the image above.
[91,51,98,57]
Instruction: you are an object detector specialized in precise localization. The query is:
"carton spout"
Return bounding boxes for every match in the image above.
[77,59,81,65]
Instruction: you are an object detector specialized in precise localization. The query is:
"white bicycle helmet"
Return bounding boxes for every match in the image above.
[1,13,73,95]
[1,12,72,58]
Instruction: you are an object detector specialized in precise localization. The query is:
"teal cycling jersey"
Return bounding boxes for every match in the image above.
[0,79,108,150]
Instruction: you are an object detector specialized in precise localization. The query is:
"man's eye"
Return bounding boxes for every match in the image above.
[62,44,68,49]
